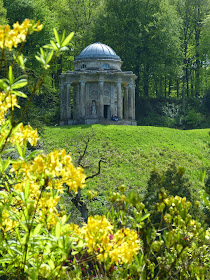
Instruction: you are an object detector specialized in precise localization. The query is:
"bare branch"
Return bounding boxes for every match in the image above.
[77,137,90,167]
[85,159,106,181]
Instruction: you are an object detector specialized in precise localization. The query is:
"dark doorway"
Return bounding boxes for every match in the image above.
[104,105,110,119]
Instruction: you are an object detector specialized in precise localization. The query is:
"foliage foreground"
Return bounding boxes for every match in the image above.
[0,20,209,279]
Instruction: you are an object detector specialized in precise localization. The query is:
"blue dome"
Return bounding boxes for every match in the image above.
[75,42,121,61]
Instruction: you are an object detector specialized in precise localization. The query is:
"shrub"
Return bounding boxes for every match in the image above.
[0,20,141,279]
[143,163,194,209]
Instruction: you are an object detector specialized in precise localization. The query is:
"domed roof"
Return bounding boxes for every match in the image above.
[75,42,121,61]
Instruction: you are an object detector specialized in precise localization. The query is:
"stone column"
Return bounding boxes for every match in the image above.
[117,81,122,119]
[128,82,133,120]
[75,84,80,119]
[99,79,104,118]
[66,83,71,120]
[124,86,128,120]
[110,83,115,116]
[133,84,136,120]
[60,80,65,121]
[80,80,86,119]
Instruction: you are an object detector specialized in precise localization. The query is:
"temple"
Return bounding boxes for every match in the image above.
[60,42,137,125]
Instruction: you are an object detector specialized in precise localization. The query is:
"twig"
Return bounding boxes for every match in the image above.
[85,159,106,181]
[77,138,89,167]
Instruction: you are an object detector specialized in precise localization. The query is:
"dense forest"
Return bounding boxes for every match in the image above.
[0,0,210,127]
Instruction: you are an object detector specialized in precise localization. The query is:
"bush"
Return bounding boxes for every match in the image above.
[136,97,209,129]
[144,163,194,208]
[0,20,141,279]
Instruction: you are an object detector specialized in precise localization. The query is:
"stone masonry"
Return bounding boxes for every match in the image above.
[60,42,137,125]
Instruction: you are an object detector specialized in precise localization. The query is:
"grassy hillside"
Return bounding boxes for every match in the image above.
[42,125,209,202]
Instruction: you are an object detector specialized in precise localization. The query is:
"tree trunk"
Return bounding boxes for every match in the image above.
[195,17,201,96]
[168,77,172,97]
[155,78,158,97]
[186,60,189,97]
[182,74,185,112]
[176,79,179,98]
[143,64,149,96]
[164,76,167,98]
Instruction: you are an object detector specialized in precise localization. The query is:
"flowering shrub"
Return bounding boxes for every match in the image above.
[0,20,141,279]
[107,187,210,279]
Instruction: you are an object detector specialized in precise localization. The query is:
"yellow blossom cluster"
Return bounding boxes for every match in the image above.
[0,209,18,232]
[109,228,140,264]
[0,91,20,124]
[0,91,39,147]
[11,149,86,193]
[5,150,86,227]
[0,19,43,50]
[81,215,113,253]
[0,148,86,231]
[0,122,40,148]
[80,215,140,264]
[10,124,39,147]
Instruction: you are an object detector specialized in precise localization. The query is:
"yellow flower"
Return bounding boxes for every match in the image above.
[0,92,20,124]
[1,210,18,232]
[81,215,113,253]
[0,20,43,51]
[11,124,39,146]
[80,216,140,265]
[108,228,140,264]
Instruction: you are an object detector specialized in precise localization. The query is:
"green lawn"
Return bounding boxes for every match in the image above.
[42,125,210,201]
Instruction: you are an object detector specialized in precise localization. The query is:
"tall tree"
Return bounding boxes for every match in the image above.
[172,0,210,103]
[90,0,182,98]
[192,0,210,96]
[0,0,6,24]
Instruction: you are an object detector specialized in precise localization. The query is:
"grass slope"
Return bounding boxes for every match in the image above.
[42,125,209,199]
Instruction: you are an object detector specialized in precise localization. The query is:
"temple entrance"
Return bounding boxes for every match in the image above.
[104,105,110,119]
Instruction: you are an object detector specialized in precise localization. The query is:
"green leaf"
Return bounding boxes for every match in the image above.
[33,224,42,236]
[20,192,25,203]
[61,30,66,44]
[10,247,23,256]
[1,148,15,155]
[8,66,14,85]
[50,40,58,50]
[40,48,45,60]
[0,258,12,263]
[53,28,60,46]
[62,32,74,47]
[71,250,79,255]
[77,239,84,248]
[15,227,21,242]
[12,90,27,98]
[55,222,61,239]
[139,213,150,222]
[48,259,55,270]
[16,142,23,158]
[26,149,43,160]
[24,180,30,200]
[2,158,10,172]
[60,46,69,52]
[11,79,27,89]
[12,122,23,134]
[43,44,54,50]
[13,54,27,70]
[0,79,8,90]
[46,50,54,64]
[35,55,45,65]
[14,75,27,82]
[61,215,67,225]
